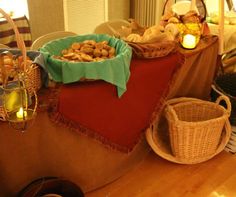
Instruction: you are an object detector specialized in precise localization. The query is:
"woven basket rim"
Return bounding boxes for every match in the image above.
[126,40,177,59]
[166,116,229,125]
[166,100,230,124]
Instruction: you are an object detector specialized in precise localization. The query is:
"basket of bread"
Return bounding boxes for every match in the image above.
[160,0,210,45]
[40,34,132,97]
[115,19,178,59]
[0,50,42,97]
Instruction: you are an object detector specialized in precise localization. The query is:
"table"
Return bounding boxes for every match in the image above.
[0,15,32,48]
[50,35,218,153]
[0,52,183,196]
[0,36,219,196]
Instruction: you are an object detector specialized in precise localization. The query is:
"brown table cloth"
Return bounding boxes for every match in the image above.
[168,35,219,99]
[0,15,32,48]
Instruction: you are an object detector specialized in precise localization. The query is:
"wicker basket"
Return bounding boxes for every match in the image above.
[165,96,231,162]
[146,118,231,164]
[0,8,41,121]
[127,40,177,59]
[162,0,207,22]
[211,73,236,125]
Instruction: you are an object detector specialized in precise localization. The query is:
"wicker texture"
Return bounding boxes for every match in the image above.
[127,40,177,59]
[0,8,41,121]
[25,64,42,95]
[162,0,207,22]
[165,96,231,163]
[146,119,231,164]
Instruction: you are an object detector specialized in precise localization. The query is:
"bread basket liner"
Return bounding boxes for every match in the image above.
[40,34,132,97]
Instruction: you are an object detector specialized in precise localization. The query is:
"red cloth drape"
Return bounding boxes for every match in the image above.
[51,52,184,152]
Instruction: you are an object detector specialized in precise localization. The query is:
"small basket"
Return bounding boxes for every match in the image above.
[0,8,41,121]
[127,40,177,59]
[162,0,206,22]
[165,96,231,162]
[211,73,236,125]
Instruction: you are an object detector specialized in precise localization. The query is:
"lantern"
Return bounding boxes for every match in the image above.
[0,51,37,132]
[180,23,201,49]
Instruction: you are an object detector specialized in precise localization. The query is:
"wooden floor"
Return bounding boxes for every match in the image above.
[86,150,236,197]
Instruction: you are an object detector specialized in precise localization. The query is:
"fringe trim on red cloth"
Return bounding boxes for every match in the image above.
[49,108,143,153]
[48,53,186,153]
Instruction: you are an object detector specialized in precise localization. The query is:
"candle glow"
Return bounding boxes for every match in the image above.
[182,34,197,49]
[16,107,27,119]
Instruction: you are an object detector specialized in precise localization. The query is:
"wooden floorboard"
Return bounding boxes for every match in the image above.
[85,151,236,197]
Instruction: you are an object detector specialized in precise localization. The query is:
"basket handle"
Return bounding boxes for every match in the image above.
[0,8,27,71]
[165,105,179,121]
[211,84,225,97]
[165,97,203,122]
[215,95,232,115]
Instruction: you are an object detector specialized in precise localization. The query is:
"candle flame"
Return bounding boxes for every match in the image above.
[16,107,27,119]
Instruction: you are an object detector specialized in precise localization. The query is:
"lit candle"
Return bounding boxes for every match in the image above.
[16,107,27,119]
[182,34,197,49]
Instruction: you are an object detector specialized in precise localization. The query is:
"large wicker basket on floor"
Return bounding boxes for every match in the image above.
[0,8,41,121]
[165,96,231,163]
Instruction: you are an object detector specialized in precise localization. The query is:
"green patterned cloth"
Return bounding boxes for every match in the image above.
[40,34,132,97]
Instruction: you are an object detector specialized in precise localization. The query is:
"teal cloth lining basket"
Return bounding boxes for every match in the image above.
[40,34,132,97]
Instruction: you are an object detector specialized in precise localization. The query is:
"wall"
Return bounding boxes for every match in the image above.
[64,0,130,34]
[27,0,130,40]
[63,0,106,34]
[108,0,130,20]
[130,0,165,26]
[27,0,65,41]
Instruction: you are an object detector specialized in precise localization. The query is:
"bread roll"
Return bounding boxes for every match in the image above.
[182,10,200,23]
[165,23,179,38]
[168,17,180,24]
[126,33,142,42]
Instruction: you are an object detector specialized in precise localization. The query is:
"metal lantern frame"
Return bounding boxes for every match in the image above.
[0,51,38,131]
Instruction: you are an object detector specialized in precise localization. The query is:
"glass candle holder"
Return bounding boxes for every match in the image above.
[181,33,199,49]
[2,79,37,132]
[180,22,201,49]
